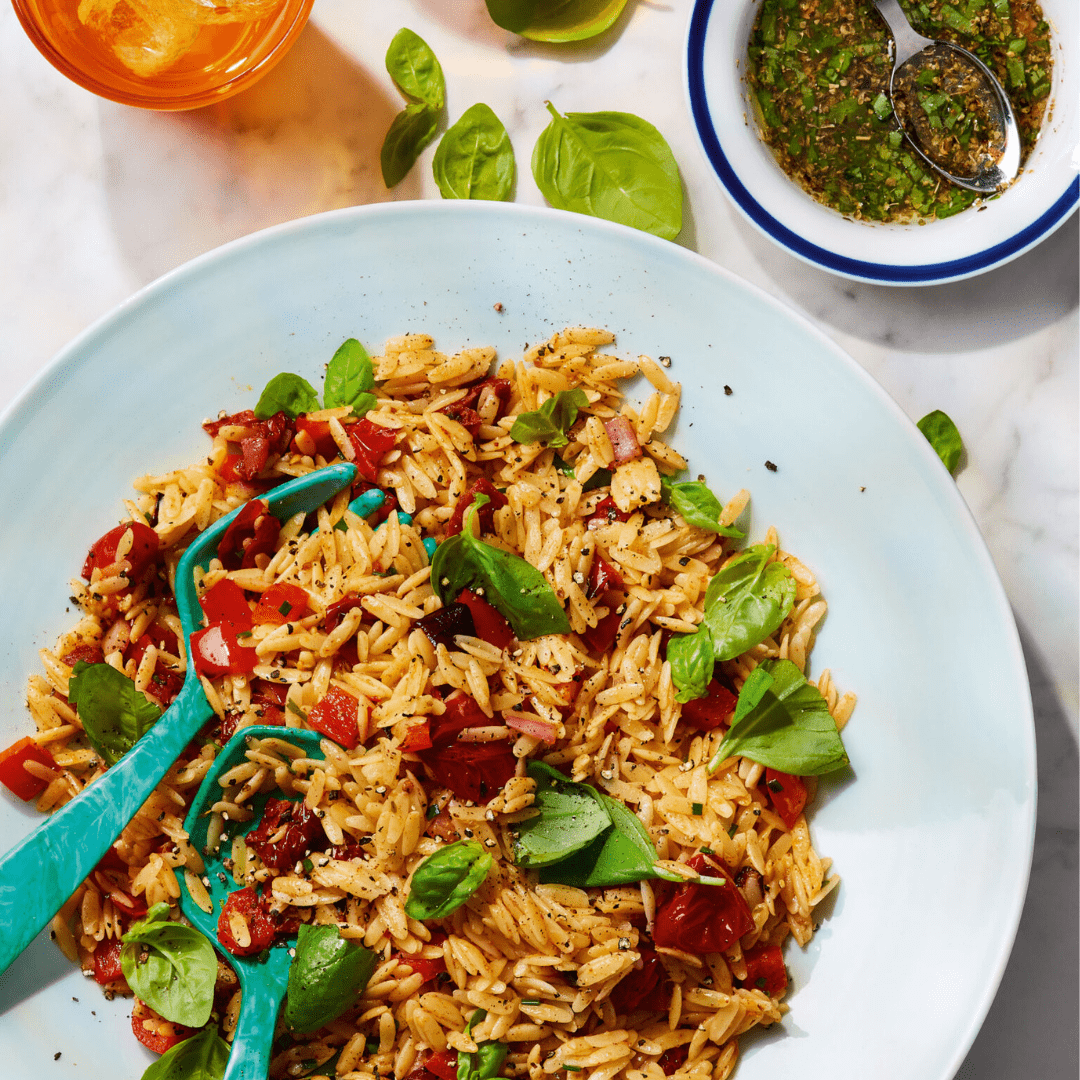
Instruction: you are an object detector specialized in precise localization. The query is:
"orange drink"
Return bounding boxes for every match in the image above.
[12,0,314,109]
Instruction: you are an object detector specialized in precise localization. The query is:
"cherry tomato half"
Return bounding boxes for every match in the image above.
[307,685,361,749]
[740,943,788,996]
[652,854,754,955]
[680,679,738,732]
[764,769,807,830]
[190,624,258,679]
[217,887,281,957]
[92,937,125,985]
[131,999,195,1055]
[610,947,670,1014]
[82,522,160,583]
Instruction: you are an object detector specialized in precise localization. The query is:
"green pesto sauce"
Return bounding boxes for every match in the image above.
[747,0,1053,222]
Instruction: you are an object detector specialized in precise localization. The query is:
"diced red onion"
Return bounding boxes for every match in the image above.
[503,711,558,744]
[603,416,642,464]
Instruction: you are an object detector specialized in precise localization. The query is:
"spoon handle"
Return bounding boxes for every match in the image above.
[874,0,935,65]
[0,678,211,974]
[224,962,290,1080]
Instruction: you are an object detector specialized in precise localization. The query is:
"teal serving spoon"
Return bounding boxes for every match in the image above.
[0,462,356,975]
[178,724,326,1080]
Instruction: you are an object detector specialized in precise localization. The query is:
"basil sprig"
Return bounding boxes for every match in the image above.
[381,29,445,187]
[509,388,589,449]
[660,477,744,538]
[668,545,796,702]
[433,104,515,201]
[255,338,376,420]
[121,903,216,1027]
[484,0,630,43]
[140,1026,230,1080]
[707,660,849,776]
[405,839,493,920]
[284,924,378,1034]
[532,103,683,240]
[431,494,570,639]
[68,661,161,767]
[917,409,964,474]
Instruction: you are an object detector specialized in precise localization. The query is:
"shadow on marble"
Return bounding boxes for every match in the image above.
[736,209,1079,354]
[97,23,415,286]
[954,619,1079,1078]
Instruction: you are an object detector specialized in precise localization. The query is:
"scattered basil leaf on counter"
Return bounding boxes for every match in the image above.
[284,924,378,1034]
[666,625,716,704]
[512,761,611,867]
[405,839,493,920]
[254,372,321,420]
[385,27,445,108]
[433,104,516,201]
[484,0,630,43]
[139,1025,230,1080]
[324,338,376,414]
[660,477,744,537]
[707,659,849,776]
[431,495,570,639]
[121,902,216,1027]
[532,103,683,240]
[509,388,589,449]
[68,661,161,767]
[382,101,441,189]
[917,409,963,474]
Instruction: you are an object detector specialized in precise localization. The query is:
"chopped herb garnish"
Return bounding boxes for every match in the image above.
[286,700,309,720]
[691,802,704,816]
[278,601,294,616]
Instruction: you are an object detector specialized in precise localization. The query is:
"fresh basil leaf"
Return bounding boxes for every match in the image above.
[382,101,440,189]
[254,372,320,420]
[457,1037,509,1080]
[385,27,445,109]
[285,924,378,1034]
[509,388,589,449]
[512,761,612,868]
[121,908,216,1027]
[551,454,576,477]
[730,664,774,725]
[667,625,715,703]
[324,339,375,412]
[701,545,796,663]
[405,839,493,920]
[140,1026,230,1080]
[433,104,515,201]
[582,466,613,492]
[68,661,161,767]
[431,495,570,639]
[708,659,849,776]
[531,103,683,240]
[484,0,629,42]
[917,409,963,473]
[660,477,744,538]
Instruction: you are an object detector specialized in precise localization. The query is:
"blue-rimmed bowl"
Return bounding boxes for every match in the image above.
[685,0,1079,285]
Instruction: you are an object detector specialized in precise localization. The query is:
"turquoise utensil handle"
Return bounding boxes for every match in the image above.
[0,676,211,974]
[225,958,291,1080]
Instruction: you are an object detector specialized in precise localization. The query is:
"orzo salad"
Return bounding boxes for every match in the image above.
[6,328,854,1080]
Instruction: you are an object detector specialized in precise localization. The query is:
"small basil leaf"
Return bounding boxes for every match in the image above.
[484,0,630,43]
[917,409,963,473]
[660,477,744,538]
[284,924,378,1034]
[531,103,683,240]
[581,466,613,492]
[701,544,796,662]
[382,101,440,189]
[708,659,849,776]
[139,1026,230,1080]
[667,625,715,703]
[121,913,216,1027]
[324,339,375,412]
[512,761,612,868]
[385,27,445,108]
[254,372,320,420]
[433,104,515,201]
[457,1037,509,1080]
[68,661,161,767]
[431,495,570,639]
[509,388,589,449]
[405,839,493,921]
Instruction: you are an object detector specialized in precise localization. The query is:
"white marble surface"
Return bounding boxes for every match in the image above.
[1,0,1076,1076]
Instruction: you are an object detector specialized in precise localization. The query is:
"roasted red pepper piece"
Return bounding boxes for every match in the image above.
[253,583,309,626]
[740,943,788,996]
[610,947,670,1014]
[455,589,514,650]
[396,953,448,985]
[293,415,339,460]
[92,938,126,986]
[418,694,516,803]
[417,602,475,649]
[348,418,398,483]
[190,624,258,678]
[217,499,280,571]
[658,1047,689,1076]
[652,854,754,954]
[131,999,196,1055]
[60,644,106,668]
[82,521,160,583]
[680,679,738,732]
[446,478,508,537]
[0,737,57,801]
[586,553,624,600]
[764,769,807,830]
[216,887,284,957]
[586,496,631,530]
[199,579,253,631]
[581,597,624,654]
[423,1049,458,1080]
[400,721,433,753]
[307,684,361,748]
[324,596,366,632]
[245,797,326,870]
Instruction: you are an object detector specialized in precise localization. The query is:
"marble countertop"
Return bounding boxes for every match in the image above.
[1,1,1076,1076]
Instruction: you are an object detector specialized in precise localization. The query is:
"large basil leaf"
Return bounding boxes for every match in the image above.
[512,761,611,867]
[254,372,320,420]
[121,903,216,1027]
[140,1026,230,1080]
[68,661,161,767]
[324,338,375,413]
[660,477,744,538]
[531,103,683,240]
[405,840,493,920]
[707,659,849,776]
[284,924,378,1034]
[382,102,440,189]
[509,388,588,449]
[666,625,716,704]
[484,0,629,42]
[433,104,515,201]
[431,495,570,639]
[917,409,963,473]
[385,27,445,108]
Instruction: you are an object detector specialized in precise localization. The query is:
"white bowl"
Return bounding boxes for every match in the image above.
[0,203,1035,1078]
[685,0,1079,284]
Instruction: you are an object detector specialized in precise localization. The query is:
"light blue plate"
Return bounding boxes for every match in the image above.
[0,202,1034,1080]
